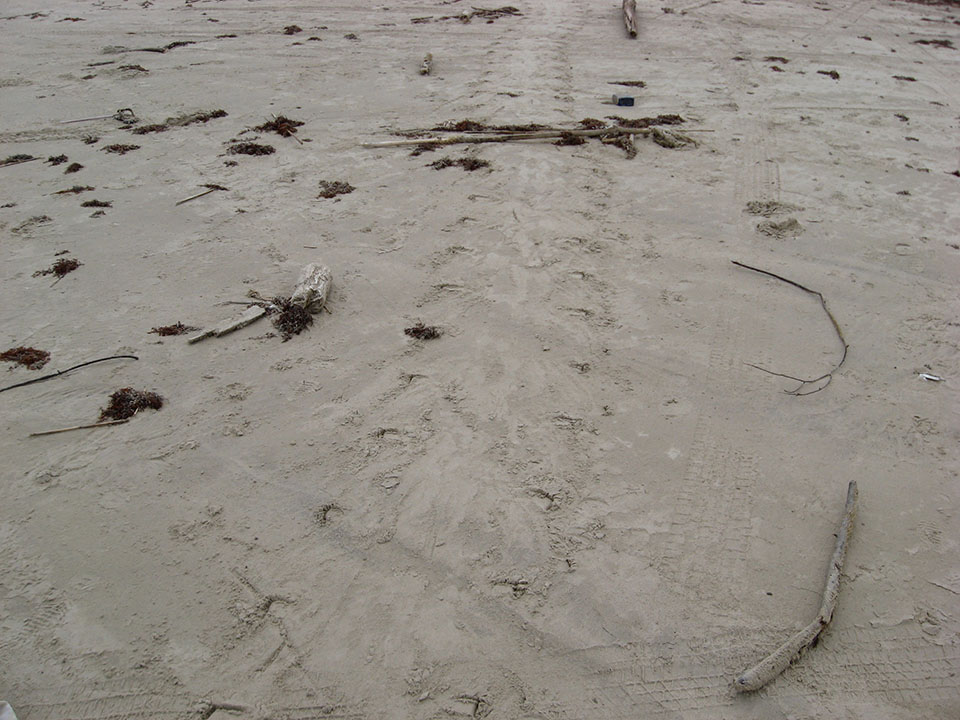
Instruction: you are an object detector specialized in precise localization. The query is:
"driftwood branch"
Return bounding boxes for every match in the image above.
[732,260,848,395]
[733,480,858,693]
[189,263,331,344]
[623,0,638,36]
[362,126,649,149]
[0,355,139,394]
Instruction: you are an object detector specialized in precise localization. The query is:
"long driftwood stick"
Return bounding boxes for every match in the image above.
[29,419,129,437]
[733,480,858,693]
[732,260,848,396]
[0,355,139,394]
[362,127,648,149]
[623,0,638,36]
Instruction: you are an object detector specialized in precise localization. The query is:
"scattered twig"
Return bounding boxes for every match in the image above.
[175,184,228,205]
[29,419,129,437]
[61,108,137,125]
[928,580,959,595]
[0,355,138,394]
[732,260,848,395]
[733,481,858,693]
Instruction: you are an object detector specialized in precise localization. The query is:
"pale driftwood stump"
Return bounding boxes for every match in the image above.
[290,263,332,313]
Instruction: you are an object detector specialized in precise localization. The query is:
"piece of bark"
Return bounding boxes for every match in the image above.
[623,0,638,37]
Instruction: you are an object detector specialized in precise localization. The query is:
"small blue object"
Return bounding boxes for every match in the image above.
[613,94,635,106]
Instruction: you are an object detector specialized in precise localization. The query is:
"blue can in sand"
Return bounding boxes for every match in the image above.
[613,94,635,106]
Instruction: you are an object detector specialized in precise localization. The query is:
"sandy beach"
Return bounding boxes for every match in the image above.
[1,0,958,718]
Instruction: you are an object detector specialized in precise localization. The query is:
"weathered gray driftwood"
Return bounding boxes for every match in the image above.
[188,263,332,344]
[623,0,638,37]
[732,480,858,693]
[362,126,648,149]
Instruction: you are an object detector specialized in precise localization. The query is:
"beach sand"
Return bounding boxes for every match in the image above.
[1,0,958,718]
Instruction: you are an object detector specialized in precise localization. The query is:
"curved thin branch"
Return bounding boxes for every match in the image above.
[0,355,139,393]
[732,261,848,395]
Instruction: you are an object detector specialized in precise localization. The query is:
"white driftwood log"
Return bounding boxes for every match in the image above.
[623,0,638,37]
[290,263,332,313]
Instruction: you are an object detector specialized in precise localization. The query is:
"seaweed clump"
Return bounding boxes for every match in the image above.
[579,118,608,129]
[99,388,164,420]
[149,322,198,336]
[269,296,313,341]
[227,142,275,156]
[554,132,586,146]
[102,144,140,155]
[404,323,442,340]
[34,257,82,278]
[0,346,50,370]
[1,154,34,166]
[606,114,684,129]
[429,157,490,171]
[255,115,304,137]
[132,109,227,134]
[317,180,355,198]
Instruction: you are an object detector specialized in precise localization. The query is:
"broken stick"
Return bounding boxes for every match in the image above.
[188,305,267,344]
[420,52,433,75]
[733,480,858,693]
[30,419,129,437]
[623,0,639,37]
